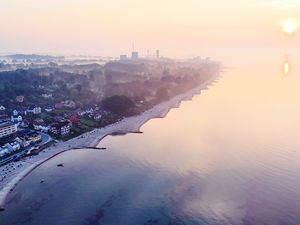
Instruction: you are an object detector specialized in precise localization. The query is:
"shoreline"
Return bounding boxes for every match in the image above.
[0,73,220,208]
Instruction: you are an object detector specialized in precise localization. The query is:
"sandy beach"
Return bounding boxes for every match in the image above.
[0,74,219,208]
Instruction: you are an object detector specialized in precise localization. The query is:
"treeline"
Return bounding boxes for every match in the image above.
[0,68,97,108]
[0,60,218,117]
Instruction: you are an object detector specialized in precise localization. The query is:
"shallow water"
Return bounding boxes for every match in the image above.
[1,49,300,225]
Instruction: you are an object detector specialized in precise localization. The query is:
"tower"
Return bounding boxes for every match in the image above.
[131,52,139,60]
[131,41,139,60]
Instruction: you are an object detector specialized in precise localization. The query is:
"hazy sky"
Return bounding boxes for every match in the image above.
[0,0,299,57]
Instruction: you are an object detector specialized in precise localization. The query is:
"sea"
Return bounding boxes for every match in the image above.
[1,48,300,225]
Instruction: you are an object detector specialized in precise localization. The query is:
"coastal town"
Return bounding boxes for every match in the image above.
[0,101,108,165]
[0,53,219,161]
[0,53,220,210]
[2,0,299,224]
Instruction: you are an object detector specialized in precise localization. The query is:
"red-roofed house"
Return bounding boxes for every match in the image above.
[16,96,25,103]
[70,115,79,124]
[55,102,64,109]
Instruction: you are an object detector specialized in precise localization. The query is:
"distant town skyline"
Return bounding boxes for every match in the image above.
[0,0,299,58]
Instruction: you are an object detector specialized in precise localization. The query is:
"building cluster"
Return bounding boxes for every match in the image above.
[0,102,106,159]
[50,120,72,136]
[119,49,160,61]
[0,129,42,158]
[0,105,47,158]
[0,121,17,139]
[0,105,44,133]
[0,93,108,160]
[120,51,139,61]
[0,100,105,142]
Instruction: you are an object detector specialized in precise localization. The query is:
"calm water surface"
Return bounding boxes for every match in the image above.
[1,49,300,225]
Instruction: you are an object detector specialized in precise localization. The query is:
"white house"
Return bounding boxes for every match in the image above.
[1,143,16,155]
[63,100,76,108]
[94,114,102,121]
[33,123,49,132]
[45,106,54,112]
[10,142,21,152]
[0,147,10,157]
[11,115,23,123]
[85,108,94,114]
[15,137,31,148]
[50,120,71,136]
[13,110,19,116]
[26,107,42,115]
[77,110,87,117]
[42,93,53,99]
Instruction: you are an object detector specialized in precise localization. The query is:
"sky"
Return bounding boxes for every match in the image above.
[0,0,299,57]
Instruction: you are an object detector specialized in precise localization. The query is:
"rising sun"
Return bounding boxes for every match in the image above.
[281,18,299,35]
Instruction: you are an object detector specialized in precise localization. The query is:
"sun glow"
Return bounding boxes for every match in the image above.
[281,18,299,35]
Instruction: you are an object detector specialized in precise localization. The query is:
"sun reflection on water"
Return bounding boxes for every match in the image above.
[284,61,290,76]
[283,55,291,76]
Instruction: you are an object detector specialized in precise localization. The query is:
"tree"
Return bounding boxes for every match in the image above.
[75,84,82,93]
[156,87,169,101]
[161,75,175,83]
[89,74,95,81]
[33,80,39,88]
[102,95,135,115]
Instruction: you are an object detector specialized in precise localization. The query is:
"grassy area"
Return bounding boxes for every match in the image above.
[52,109,73,115]
[77,123,91,131]
[60,132,80,141]
[39,112,53,122]
[80,117,98,127]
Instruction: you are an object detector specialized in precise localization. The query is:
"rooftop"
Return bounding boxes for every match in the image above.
[0,121,15,129]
